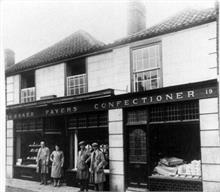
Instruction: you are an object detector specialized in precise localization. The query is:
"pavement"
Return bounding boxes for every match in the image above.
[6,178,95,192]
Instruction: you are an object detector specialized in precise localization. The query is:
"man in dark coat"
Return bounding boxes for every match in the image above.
[36,141,50,185]
[76,141,90,192]
[90,142,106,191]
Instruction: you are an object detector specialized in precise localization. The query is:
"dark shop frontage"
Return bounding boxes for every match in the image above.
[6,80,218,191]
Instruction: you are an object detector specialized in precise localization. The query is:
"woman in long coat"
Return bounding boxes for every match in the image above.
[76,141,91,192]
[50,144,64,187]
[90,142,106,191]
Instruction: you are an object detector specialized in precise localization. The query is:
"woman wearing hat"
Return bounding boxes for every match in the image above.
[76,141,91,192]
[90,142,106,191]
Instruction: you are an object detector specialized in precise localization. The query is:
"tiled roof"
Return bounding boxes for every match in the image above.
[113,7,217,46]
[6,7,216,76]
[6,30,105,75]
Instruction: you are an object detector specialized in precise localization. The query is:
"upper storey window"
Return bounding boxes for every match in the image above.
[66,58,87,96]
[132,43,162,92]
[20,71,35,103]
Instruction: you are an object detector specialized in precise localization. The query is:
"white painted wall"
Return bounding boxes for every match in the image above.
[6,120,14,178]
[35,63,65,100]
[162,22,217,86]
[6,75,20,105]
[5,22,217,102]
[87,46,130,94]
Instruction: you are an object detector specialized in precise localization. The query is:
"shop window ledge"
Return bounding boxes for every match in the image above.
[44,131,62,134]
[149,175,202,182]
[126,187,148,192]
[16,129,43,133]
[14,165,37,169]
[149,119,199,124]
[66,168,110,174]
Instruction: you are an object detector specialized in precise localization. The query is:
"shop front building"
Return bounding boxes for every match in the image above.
[5,3,220,192]
[6,79,219,191]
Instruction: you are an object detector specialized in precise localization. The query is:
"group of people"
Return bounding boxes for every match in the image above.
[77,141,107,192]
[36,141,64,187]
[35,140,108,191]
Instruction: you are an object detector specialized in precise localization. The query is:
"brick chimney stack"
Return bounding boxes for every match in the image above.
[4,49,15,69]
[127,0,146,35]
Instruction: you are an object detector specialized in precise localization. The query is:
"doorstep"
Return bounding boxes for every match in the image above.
[6,178,95,192]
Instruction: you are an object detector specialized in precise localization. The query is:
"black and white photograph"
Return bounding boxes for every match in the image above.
[0,0,220,191]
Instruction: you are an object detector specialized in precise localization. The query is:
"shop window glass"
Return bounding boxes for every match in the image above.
[44,117,63,133]
[15,118,43,133]
[88,114,98,127]
[99,113,108,127]
[166,103,181,121]
[182,102,199,120]
[150,105,164,122]
[78,115,87,128]
[127,110,147,125]
[68,116,77,128]
[150,101,199,122]
[67,112,108,130]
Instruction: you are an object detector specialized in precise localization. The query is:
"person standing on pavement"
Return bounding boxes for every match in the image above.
[90,142,106,191]
[76,141,91,192]
[36,141,50,185]
[50,144,64,187]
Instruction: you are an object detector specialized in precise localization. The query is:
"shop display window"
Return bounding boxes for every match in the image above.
[149,122,201,180]
[15,133,42,167]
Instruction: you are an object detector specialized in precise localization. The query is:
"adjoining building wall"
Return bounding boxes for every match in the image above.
[163,22,217,87]
[199,98,220,192]
[6,120,14,178]
[6,75,20,105]
[35,63,65,100]
[108,109,125,192]
[87,46,130,94]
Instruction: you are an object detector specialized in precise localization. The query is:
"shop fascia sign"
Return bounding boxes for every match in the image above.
[7,85,217,120]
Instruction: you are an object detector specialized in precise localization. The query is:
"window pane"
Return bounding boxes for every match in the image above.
[138,82,144,91]
[137,72,143,81]
[80,87,84,94]
[133,44,160,71]
[75,88,79,95]
[151,70,158,79]
[151,79,158,89]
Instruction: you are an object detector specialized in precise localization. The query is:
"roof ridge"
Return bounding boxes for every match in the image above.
[13,30,105,66]
[114,7,216,43]
[6,7,217,75]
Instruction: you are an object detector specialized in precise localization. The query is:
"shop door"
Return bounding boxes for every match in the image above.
[127,126,148,188]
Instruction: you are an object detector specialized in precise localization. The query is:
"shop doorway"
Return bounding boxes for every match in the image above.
[127,126,148,188]
[125,109,148,189]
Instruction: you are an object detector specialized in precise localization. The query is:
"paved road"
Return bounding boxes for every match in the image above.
[6,186,35,192]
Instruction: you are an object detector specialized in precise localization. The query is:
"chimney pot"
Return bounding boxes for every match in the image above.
[127,0,146,35]
[4,49,15,69]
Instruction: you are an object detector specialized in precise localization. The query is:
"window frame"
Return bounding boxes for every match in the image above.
[130,41,163,92]
[67,73,87,96]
